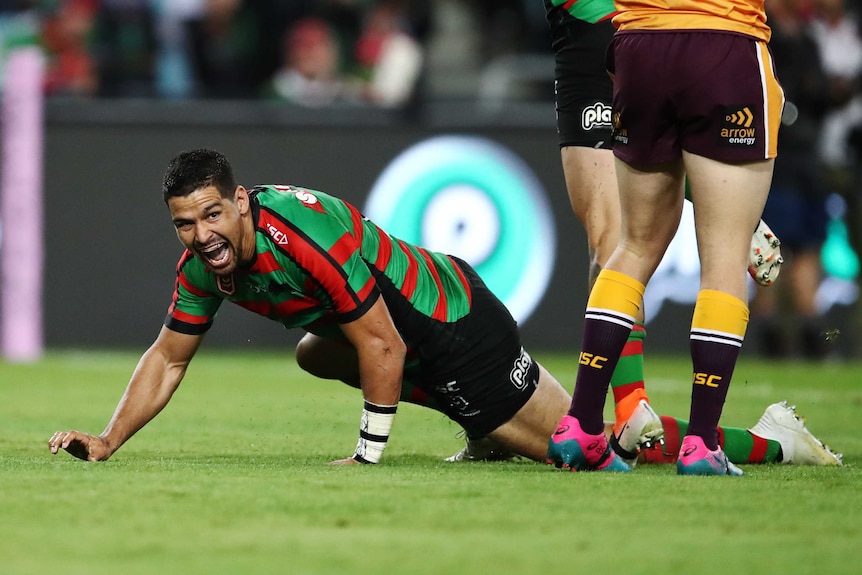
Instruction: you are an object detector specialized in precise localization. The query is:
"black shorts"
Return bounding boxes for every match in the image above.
[547,8,615,149]
[377,258,539,436]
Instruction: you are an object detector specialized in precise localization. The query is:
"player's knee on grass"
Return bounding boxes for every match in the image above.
[295,334,359,384]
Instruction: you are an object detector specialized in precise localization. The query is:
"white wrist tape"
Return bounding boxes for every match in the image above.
[353,400,397,464]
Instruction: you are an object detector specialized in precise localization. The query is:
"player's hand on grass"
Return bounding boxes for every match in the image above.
[328,456,363,466]
[48,430,112,461]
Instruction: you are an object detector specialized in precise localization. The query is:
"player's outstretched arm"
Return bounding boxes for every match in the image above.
[331,297,406,465]
[48,326,204,461]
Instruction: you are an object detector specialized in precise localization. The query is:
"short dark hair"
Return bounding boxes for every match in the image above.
[162,149,237,204]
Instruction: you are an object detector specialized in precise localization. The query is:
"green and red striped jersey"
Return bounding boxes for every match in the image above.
[165,185,473,340]
[546,0,616,23]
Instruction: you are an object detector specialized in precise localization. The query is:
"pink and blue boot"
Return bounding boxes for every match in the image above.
[547,415,631,472]
[676,435,743,476]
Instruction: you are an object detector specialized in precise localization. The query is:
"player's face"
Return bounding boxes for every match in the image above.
[168,185,252,276]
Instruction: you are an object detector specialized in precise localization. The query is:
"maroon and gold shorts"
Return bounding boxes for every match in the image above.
[607,30,784,165]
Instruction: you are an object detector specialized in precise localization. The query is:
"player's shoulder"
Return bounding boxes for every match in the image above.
[175,249,213,287]
[250,184,327,199]
[251,184,349,217]
[175,249,198,272]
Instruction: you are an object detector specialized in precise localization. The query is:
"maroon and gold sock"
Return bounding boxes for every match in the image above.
[688,290,749,450]
[569,270,644,434]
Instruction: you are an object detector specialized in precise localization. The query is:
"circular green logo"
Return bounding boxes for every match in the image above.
[365,136,556,323]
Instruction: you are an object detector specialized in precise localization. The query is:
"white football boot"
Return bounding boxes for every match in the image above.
[748,401,843,465]
[610,399,665,468]
[749,219,784,286]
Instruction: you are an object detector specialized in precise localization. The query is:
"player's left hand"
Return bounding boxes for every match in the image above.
[48,430,112,461]
[329,456,363,466]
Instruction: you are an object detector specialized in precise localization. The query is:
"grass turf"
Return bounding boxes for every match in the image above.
[2,350,860,575]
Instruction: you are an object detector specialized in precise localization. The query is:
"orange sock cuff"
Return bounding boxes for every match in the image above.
[613,388,649,433]
[692,289,749,338]
[587,269,645,320]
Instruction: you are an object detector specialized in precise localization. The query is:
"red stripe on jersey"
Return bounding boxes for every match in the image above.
[418,248,447,321]
[259,208,362,314]
[598,11,618,22]
[169,282,180,315]
[171,308,210,325]
[562,0,577,10]
[448,256,472,307]
[178,273,211,298]
[171,252,204,305]
[354,276,378,303]
[349,203,365,244]
[374,227,393,270]
[328,232,357,266]
[398,240,419,300]
[238,297,319,318]
[251,251,283,274]
[175,250,195,272]
[238,300,275,316]
[276,297,319,316]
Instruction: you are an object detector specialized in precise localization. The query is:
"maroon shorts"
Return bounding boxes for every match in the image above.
[607,30,784,165]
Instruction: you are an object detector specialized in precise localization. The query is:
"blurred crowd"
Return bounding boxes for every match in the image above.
[749,0,862,359]
[0,0,551,107]
[2,0,435,106]
[4,0,862,358]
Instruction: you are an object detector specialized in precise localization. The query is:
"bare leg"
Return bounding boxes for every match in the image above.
[607,158,687,282]
[563,146,655,436]
[296,332,444,410]
[685,153,772,301]
[295,333,360,387]
[486,363,571,461]
[562,146,621,285]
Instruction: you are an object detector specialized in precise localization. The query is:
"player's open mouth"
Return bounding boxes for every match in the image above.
[199,241,231,268]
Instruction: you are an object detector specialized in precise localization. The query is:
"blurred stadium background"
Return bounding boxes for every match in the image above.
[1,0,860,359]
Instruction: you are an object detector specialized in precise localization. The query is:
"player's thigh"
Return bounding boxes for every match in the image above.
[562,146,620,254]
[609,158,686,283]
[685,151,773,298]
[295,333,359,382]
[487,363,571,462]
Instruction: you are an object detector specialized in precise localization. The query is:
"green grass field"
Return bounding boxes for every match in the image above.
[2,350,860,575]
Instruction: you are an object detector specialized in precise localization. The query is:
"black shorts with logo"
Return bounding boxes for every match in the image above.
[547,7,615,149]
[382,258,539,436]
